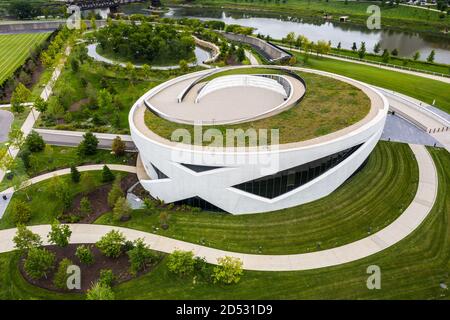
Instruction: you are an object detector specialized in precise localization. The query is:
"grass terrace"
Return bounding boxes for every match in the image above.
[97,142,418,255]
[144,67,371,145]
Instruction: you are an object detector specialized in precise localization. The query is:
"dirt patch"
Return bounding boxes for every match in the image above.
[69,98,91,112]
[18,243,163,293]
[61,173,138,223]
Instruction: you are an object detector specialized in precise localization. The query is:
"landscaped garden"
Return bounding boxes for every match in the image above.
[0,145,447,300]
[144,67,371,145]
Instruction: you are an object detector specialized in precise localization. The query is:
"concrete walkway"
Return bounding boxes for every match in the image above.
[0,144,437,271]
[0,164,136,219]
[0,46,71,184]
[245,49,260,65]
[282,46,450,84]
[0,109,13,143]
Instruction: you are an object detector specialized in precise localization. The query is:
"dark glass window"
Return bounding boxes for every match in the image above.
[151,163,168,179]
[173,196,223,212]
[232,144,361,199]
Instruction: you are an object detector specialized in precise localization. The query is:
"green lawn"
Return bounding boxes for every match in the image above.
[166,0,450,35]
[144,68,371,145]
[291,51,450,113]
[0,33,50,86]
[0,145,448,300]
[97,142,418,254]
[0,145,135,191]
[0,170,129,230]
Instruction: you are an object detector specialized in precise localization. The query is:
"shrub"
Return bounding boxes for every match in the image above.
[96,230,126,258]
[47,220,72,247]
[101,165,115,183]
[70,165,81,183]
[77,132,98,156]
[127,238,156,276]
[194,256,212,282]
[86,282,115,300]
[13,224,42,252]
[99,269,116,286]
[112,196,131,222]
[159,211,169,229]
[53,258,73,290]
[25,130,45,152]
[108,181,123,208]
[75,245,94,265]
[11,200,32,224]
[24,247,55,279]
[80,197,92,216]
[212,256,243,285]
[166,250,195,277]
[111,136,126,156]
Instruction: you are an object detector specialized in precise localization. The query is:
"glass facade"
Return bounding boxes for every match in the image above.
[232,144,362,199]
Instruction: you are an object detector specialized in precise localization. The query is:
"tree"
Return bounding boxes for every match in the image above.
[8,127,25,149]
[284,31,296,48]
[34,96,48,113]
[413,51,421,61]
[179,59,189,72]
[166,250,195,277]
[111,136,126,156]
[13,225,42,253]
[11,200,32,224]
[96,230,126,258]
[24,247,55,279]
[80,197,92,216]
[90,17,97,30]
[24,130,45,152]
[53,258,73,290]
[8,1,37,19]
[70,58,80,72]
[112,197,131,222]
[75,245,94,265]
[351,42,357,52]
[0,147,14,172]
[236,46,245,62]
[12,174,32,201]
[86,282,115,300]
[97,89,113,114]
[391,48,399,56]
[47,220,72,247]
[373,42,381,54]
[358,42,366,60]
[108,181,123,208]
[336,42,341,50]
[142,64,151,76]
[127,238,156,276]
[101,165,115,183]
[78,132,98,156]
[427,50,435,63]
[11,83,31,113]
[212,256,243,285]
[381,49,390,63]
[70,165,81,183]
[51,177,72,210]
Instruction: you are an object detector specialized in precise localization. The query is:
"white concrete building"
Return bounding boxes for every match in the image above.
[129,66,389,214]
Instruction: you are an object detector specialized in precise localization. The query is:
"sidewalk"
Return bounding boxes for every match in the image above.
[0,145,437,271]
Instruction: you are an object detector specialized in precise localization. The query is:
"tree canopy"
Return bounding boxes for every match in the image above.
[96,22,196,64]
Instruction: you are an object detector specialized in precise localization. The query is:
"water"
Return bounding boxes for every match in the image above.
[164,7,450,64]
[194,45,211,64]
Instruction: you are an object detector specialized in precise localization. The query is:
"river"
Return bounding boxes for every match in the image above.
[119,4,450,64]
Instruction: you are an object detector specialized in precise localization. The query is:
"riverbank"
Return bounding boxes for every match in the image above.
[163,0,450,37]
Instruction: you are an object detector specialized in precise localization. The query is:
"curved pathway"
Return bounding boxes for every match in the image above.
[281,46,450,84]
[0,144,438,271]
[0,109,13,143]
[0,164,137,218]
[87,43,205,70]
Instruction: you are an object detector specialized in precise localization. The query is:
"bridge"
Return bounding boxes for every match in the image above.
[65,0,146,10]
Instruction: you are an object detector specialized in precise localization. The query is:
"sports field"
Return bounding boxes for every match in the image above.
[0,32,50,85]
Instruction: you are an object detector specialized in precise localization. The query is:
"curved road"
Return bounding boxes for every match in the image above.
[0,144,438,271]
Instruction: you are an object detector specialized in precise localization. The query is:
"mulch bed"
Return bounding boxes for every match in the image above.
[68,98,91,112]
[61,173,138,223]
[18,244,161,293]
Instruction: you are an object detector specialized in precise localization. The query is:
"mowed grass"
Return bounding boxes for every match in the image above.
[0,33,50,86]
[144,69,371,144]
[291,51,450,113]
[97,142,418,254]
[0,146,448,300]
